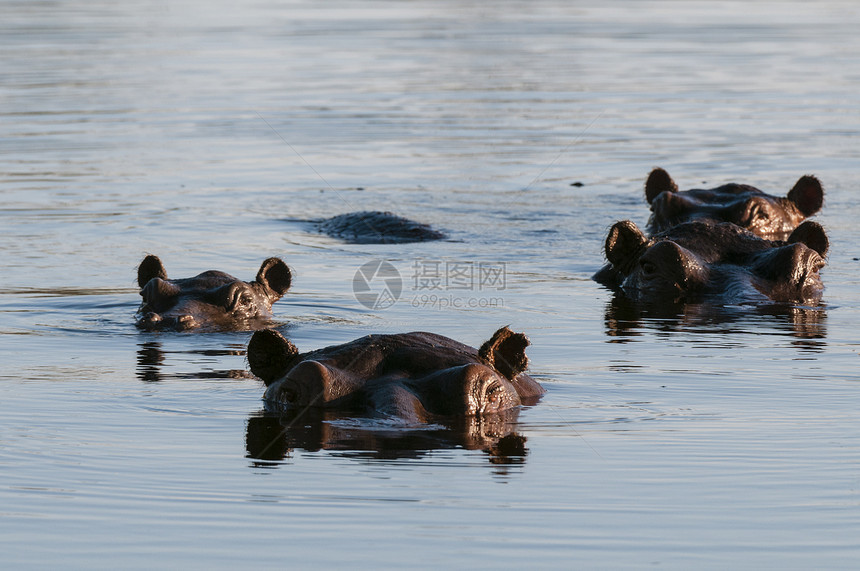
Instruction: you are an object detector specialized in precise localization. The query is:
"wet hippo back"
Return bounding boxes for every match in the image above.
[317,211,446,244]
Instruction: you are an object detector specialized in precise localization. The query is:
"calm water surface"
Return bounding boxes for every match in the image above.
[2,1,860,568]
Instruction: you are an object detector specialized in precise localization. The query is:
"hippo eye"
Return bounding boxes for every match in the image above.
[485,383,502,402]
[219,286,243,310]
[640,260,657,276]
[746,203,769,222]
[229,289,254,310]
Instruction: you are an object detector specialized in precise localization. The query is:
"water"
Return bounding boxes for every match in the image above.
[2,0,860,568]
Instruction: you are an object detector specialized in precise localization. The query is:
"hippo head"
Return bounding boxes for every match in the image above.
[136,255,292,331]
[603,219,827,304]
[645,167,824,239]
[604,220,710,302]
[246,327,544,423]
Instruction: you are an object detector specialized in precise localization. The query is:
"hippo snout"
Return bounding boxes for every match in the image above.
[136,312,197,331]
[266,361,327,406]
[137,312,162,329]
[264,360,363,407]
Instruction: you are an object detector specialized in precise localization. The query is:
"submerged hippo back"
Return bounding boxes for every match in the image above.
[317,211,446,244]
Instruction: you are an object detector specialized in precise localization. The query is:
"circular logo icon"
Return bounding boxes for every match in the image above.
[353,260,402,310]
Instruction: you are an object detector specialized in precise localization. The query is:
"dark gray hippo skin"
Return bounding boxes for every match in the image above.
[136,255,292,331]
[645,167,824,239]
[246,326,545,424]
[593,219,828,304]
[317,211,446,244]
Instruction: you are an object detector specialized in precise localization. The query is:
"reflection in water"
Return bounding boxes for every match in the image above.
[245,406,529,473]
[136,341,165,382]
[603,293,827,351]
[136,341,251,382]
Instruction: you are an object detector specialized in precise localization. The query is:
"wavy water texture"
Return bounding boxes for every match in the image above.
[2,1,860,568]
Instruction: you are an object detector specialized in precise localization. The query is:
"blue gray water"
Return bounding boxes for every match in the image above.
[2,1,860,568]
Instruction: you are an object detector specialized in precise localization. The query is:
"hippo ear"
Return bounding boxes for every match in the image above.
[788,220,829,257]
[605,220,648,268]
[787,175,823,216]
[256,258,292,297]
[645,167,678,204]
[247,329,300,386]
[138,254,167,288]
[479,326,530,380]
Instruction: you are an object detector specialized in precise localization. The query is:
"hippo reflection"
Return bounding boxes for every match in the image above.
[603,291,827,350]
[317,211,446,244]
[136,255,292,331]
[645,167,824,239]
[246,326,545,424]
[594,219,828,304]
[136,341,251,382]
[246,407,529,468]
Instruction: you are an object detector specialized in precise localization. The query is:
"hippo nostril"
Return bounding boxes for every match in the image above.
[135,312,164,331]
[173,315,197,330]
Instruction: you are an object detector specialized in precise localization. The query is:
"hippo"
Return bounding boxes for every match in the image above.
[246,326,545,424]
[136,255,292,331]
[645,167,824,239]
[316,211,446,244]
[593,219,828,304]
